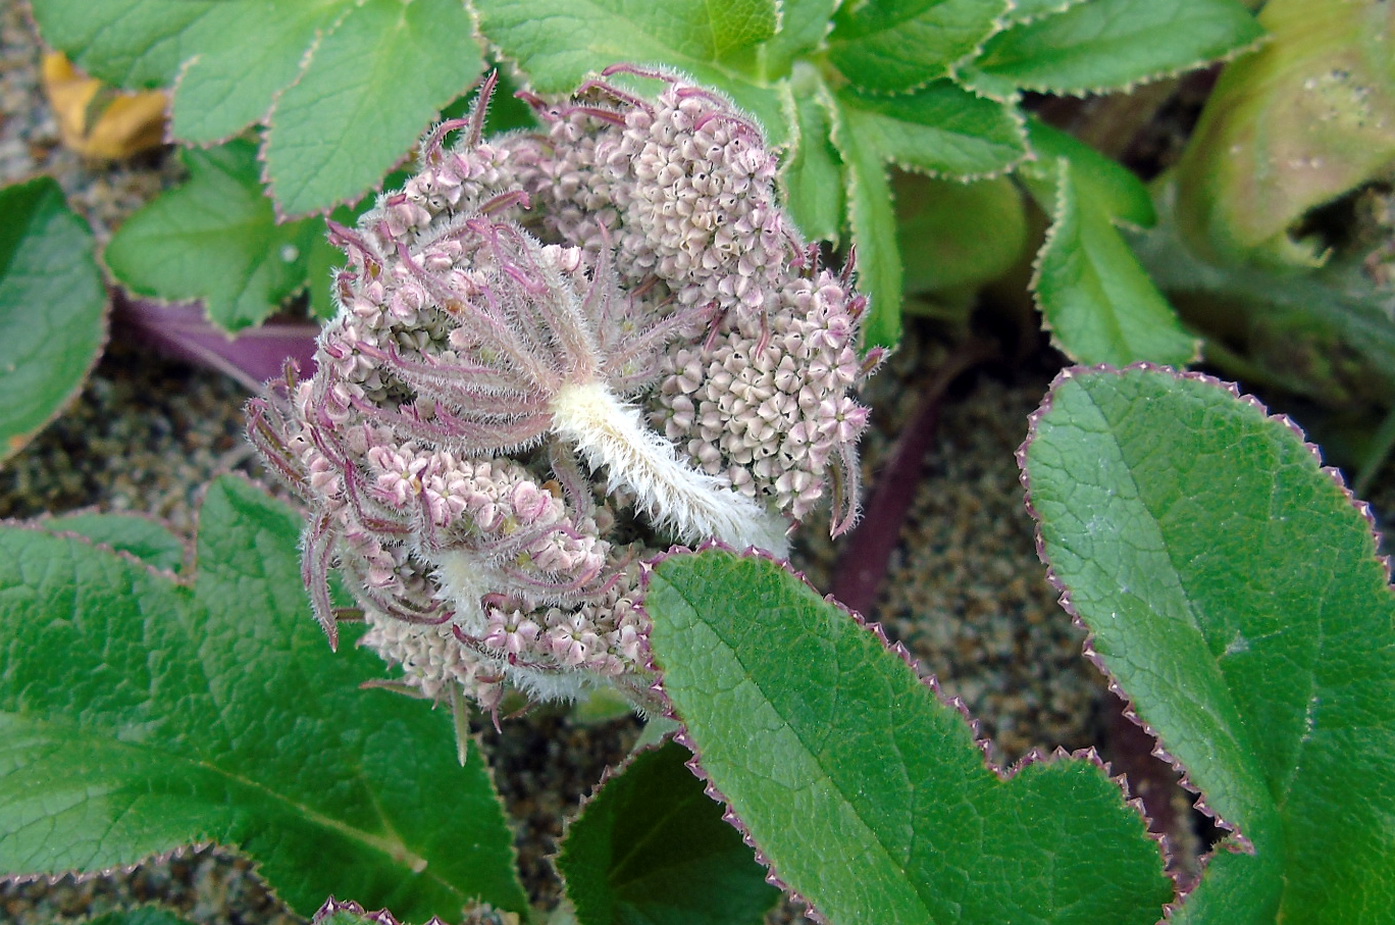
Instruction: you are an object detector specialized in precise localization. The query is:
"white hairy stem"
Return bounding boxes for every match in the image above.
[550,381,790,556]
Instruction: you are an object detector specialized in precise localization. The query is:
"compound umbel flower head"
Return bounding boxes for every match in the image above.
[248,68,883,717]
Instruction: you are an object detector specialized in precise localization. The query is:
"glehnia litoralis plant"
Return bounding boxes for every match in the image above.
[248,70,883,716]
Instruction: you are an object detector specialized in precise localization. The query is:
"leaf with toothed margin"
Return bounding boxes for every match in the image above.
[1000,0,1091,26]
[0,177,108,464]
[41,512,187,573]
[264,0,483,218]
[104,141,325,333]
[836,82,1030,180]
[311,897,440,924]
[957,0,1262,98]
[28,0,351,145]
[167,0,350,145]
[778,65,843,245]
[29,0,480,218]
[28,0,217,89]
[0,475,527,920]
[643,547,1173,925]
[1022,366,1395,924]
[828,80,1027,347]
[827,0,1012,94]
[471,0,790,145]
[558,739,781,925]
[831,100,901,348]
[1019,142,1198,368]
[759,0,839,76]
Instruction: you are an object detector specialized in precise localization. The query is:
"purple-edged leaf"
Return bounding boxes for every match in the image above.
[263,0,482,219]
[644,548,1172,924]
[168,0,350,145]
[28,0,215,89]
[42,511,186,573]
[558,739,781,925]
[1021,366,1395,923]
[472,0,790,144]
[104,141,322,332]
[312,898,441,924]
[0,476,527,920]
[0,177,108,462]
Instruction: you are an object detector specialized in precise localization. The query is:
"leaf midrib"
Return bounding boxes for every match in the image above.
[662,569,941,923]
[1069,384,1280,821]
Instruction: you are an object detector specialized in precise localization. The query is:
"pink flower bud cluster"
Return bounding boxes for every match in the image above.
[509,71,795,325]
[248,69,881,716]
[655,269,878,532]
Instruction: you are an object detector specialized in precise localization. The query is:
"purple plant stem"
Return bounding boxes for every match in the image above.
[830,340,995,617]
[113,291,320,392]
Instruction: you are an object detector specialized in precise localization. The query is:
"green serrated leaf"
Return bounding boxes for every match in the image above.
[830,80,1029,345]
[29,0,216,89]
[0,475,527,920]
[558,739,781,925]
[105,141,316,332]
[311,899,434,925]
[42,512,186,573]
[264,0,483,218]
[479,0,776,74]
[963,0,1263,95]
[473,0,790,144]
[1027,119,1155,227]
[828,0,1011,93]
[757,0,839,76]
[0,177,107,462]
[837,82,1029,178]
[832,101,902,347]
[778,66,843,243]
[1022,158,1198,366]
[1023,367,1395,923]
[645,549,1172,925]
[170,0,351,144]
[317,912,378,925]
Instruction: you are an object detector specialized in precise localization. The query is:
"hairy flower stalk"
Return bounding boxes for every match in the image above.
[248,69,883,718]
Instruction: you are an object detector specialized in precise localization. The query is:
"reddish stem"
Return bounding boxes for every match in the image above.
[113,290,320,391]
[829,339,996,617]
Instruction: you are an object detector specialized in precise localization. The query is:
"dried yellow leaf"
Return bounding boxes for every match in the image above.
[41,53,168,160]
